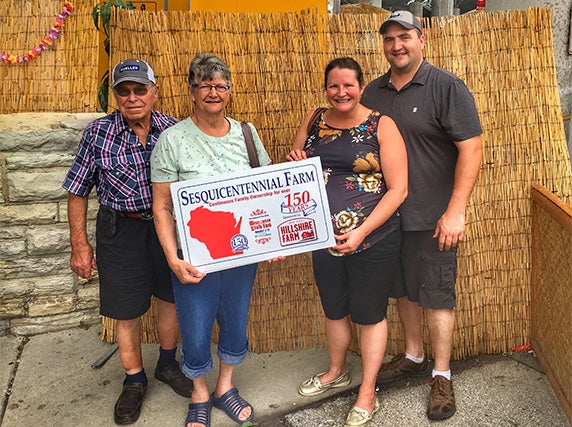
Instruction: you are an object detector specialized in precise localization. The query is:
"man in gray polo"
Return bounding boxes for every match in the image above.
[361,11,482,421]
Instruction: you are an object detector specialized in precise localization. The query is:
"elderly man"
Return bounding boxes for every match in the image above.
[362,11,483,421]
[62,58,193,425]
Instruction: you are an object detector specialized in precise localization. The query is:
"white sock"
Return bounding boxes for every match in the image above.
[432,369,451,380]
[404,352,425,364]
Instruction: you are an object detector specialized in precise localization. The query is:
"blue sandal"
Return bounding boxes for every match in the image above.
[185,398,212,427]
[212,387,254,424]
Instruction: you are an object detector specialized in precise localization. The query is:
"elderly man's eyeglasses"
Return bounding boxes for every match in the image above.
[114,85,152,97]
[193,84,230,94]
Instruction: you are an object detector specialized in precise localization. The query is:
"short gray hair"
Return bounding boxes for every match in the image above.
[188,53,232,88]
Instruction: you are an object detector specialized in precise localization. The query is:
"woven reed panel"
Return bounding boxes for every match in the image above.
[102,9,330,352]
[531,185,572,415]
[0,0,99,113]
[101,8,572,357]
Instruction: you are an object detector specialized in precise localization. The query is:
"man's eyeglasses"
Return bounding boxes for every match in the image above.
[114,85,152,97]
[193,84,230,94]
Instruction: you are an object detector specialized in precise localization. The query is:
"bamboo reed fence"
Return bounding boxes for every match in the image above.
[99,7,572,359]
[0,0,99,113]
[4,3,570,358]
[530,184,572,423]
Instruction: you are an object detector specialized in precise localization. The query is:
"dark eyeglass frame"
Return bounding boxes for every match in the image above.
[192,84,231,94]
[114,84,153,97]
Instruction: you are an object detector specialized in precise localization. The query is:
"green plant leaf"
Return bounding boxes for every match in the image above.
[97,82,109,113]
[92,5,100,30]
[97,70,110,112]
[100,1,112,35]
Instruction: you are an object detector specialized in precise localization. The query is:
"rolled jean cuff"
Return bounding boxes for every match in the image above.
[180,356,212,380]
[217,343,248,366]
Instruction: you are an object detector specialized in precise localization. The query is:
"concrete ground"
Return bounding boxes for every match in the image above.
[0,326,569,427]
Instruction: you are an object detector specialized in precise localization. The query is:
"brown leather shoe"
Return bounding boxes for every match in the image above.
[377,353,430,384]
[114,382,146,425]
[427,375,456,420]
[154,361,194,397]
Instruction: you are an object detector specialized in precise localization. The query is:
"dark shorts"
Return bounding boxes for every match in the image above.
[398,230,457,309]
[312,230,402,325]
[95,206,174,320]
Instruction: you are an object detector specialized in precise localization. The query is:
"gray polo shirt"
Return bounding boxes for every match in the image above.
[362,59,482,231]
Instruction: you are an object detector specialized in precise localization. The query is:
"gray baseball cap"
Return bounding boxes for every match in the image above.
[112,58,156,88]
[379,10,422,35]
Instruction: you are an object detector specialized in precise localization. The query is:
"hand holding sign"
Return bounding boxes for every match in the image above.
[170,157,335,273]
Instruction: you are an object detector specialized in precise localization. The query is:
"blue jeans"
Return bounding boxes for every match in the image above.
[172,261,257,380]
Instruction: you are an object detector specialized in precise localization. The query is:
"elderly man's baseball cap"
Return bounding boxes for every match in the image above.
[379,10,423,35]
[112,58,156,88]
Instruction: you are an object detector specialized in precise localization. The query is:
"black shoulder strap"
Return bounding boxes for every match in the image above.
[240,121,260,168]
[307,107,328,134]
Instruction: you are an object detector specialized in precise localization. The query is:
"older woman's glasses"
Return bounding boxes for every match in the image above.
[114,85,151,97]
[194,84,230,94]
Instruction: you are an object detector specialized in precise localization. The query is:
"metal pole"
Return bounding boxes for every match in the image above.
[91,342,119,369]
[433,0,454,16]
[409,1,424,18]
[331,0,340,14]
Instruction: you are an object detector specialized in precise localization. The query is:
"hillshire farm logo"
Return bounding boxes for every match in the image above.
[278,218,317,246]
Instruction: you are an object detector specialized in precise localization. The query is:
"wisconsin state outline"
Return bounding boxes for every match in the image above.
[187,206,243,259]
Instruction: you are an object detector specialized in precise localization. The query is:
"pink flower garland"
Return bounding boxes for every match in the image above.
[0,2,74,64]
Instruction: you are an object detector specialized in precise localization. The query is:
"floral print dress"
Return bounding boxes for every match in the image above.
[304,109,399,256]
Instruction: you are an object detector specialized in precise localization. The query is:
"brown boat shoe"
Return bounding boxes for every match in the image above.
[376,353,430,385]
[427,375,456,421]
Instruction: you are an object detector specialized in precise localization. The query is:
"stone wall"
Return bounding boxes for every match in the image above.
[0,113,104,336]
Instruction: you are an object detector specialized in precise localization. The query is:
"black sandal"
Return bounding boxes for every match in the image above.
[185,398,212,427]
[212,387,254,424]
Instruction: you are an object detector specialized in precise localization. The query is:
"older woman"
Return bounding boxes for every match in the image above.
[151,53,271,427]
[287,57,408,427]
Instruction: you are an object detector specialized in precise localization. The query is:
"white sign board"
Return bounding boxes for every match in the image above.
[170,157,335,273]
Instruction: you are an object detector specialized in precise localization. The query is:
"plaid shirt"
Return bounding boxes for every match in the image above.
[62,109,178,212]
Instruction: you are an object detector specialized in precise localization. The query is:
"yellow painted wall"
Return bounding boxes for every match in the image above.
[188,0,326,13]
[131,0,326,13]
[167,0,187,11]
[131,1,160,11]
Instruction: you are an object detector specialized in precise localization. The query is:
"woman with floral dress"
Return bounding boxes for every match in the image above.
[286,57,408,427]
